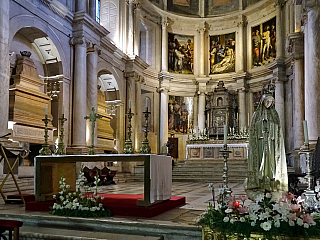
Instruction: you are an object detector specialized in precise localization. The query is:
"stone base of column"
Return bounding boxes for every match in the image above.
[66,146,89,155]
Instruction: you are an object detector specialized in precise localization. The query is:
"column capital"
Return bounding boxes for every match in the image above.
[196,77,209,93]
[134,1,142,10]
[237,16,248,27]
[161,17,169,28]
[69,37,86,46]
[197,27,206,34]
[87,43,101,55]
[124,71,143,82]
[287,32,304,60]
[158,71,172,81]
[274,0,286,7]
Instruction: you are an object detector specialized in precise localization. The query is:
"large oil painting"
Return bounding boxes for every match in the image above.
[209,33,235,74]
[168,96,194,133]
[252,17,276,67]
[168,33,194,74]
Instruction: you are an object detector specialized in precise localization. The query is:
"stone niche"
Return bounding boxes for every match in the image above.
[9,51,54,144]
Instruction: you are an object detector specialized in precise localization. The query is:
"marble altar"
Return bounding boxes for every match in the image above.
[35,154,172,206]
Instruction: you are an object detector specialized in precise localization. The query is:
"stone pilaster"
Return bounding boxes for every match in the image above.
[158,72,171,154]
[268,60,286,137]
[127,0,135,56]
[0,0,9,138]
[76,0,86,12]
[198,27,206,76]
[89,0,96,19]
[236,16,247,72]
[304,0,320,145]
[161,18,169,72]
[86,45,99,147]
[287,32,304,150]
[275,0,286,59]
[71,37,87,147]
[196,78,209,131]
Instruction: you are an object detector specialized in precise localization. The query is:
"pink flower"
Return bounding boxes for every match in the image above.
[286,192,295,201]
[290,204,300,211]
[228,196,236,209]
[238,206,249,214]
[302,214,316,226]
[288,213,297,221]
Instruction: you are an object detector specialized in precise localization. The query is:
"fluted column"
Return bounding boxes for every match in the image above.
[0,0,10,137]
[288,33,304,150]
[161,18,169,72]
[198,28,205,76]
[86,46,99,146]
[159,72,171,154]
[72,38,87,147]
[304,0,320,144]
[135,77,142,151]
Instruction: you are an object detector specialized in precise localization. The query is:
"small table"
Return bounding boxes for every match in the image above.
[35,154,172,206]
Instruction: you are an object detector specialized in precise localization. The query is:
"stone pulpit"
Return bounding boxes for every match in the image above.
[206,81,237,138]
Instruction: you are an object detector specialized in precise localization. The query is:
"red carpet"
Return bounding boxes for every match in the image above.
[25,194,186,218]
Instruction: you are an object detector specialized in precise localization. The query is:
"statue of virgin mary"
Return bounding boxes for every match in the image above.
[245,87,288,199]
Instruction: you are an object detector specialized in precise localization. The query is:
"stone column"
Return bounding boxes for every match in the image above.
[135,77,142,151]
[288,33,304,150]
[0,0,9,137]
[193,95,198,129]
[161,18,169,72]
[125,73,136,150]
[197,78,208,131]
[127,0,135,56]
[76,0,86,12]
[89,0,96,19]
[158,72,171,154]
[72,38,87,147]
[198,28,206,76]
[304,0,320,144]
[86,46,99,146]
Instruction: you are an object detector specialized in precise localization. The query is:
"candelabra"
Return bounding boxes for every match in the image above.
[123,107,134,154]
[140,107,151,154]
[39,114,52,155]
[219,144,232,207]
[54,114,67,155]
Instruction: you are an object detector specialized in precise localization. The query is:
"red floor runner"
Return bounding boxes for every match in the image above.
[25,194,186,218]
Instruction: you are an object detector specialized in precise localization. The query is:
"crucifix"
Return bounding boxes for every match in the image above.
[84,107,102,155]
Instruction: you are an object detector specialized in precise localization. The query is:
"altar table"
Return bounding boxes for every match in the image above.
[35,154,172,206]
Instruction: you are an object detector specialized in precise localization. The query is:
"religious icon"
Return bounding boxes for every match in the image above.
[209,33,235,74]
[252,17,276,68]
[168,33,194,74]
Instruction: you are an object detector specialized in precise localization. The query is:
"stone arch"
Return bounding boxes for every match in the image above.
[9,15,69,78]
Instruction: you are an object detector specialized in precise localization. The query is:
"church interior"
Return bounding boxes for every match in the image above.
[0,0,318,239]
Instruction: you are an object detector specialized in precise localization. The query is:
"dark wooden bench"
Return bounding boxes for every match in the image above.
[0,219,23,240]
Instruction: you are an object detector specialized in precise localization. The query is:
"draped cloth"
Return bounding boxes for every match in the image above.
[245,94,288,199]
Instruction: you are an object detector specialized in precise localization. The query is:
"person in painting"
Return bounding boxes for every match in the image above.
[270,24,276,58]
[216,44,225,64]
[168,38,175,71]
[244,86,288,200]
[262,25,271,61]
[168,102,174,130]
[252,29,262,66]
[185,38,194,73]
[174,47,184,73]
[173,101,181,131]
[209,40,217,71]
[211,46,235,73]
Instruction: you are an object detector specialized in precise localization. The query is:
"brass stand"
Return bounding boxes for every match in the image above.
[39,114,52,155]
[219,144,232,207]
[54,114,67,155]
[85,107,102,155]
[140,107,151,154]
[123,108,134,154]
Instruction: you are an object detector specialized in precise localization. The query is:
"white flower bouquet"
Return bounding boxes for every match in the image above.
[50,170,112,218]
[198,191,320,239]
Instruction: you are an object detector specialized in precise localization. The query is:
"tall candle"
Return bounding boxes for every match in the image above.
[62,105,64,115]
[225,113,228,125]
[248,112,250,126]
[45,107,48,115]
[129,100,131,109]
[145,97,148,109]
[303,120,309,145]
[224,125,227,145]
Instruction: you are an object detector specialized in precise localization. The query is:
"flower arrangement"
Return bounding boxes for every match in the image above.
[198,191,320,239]
[50,170,112,218]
